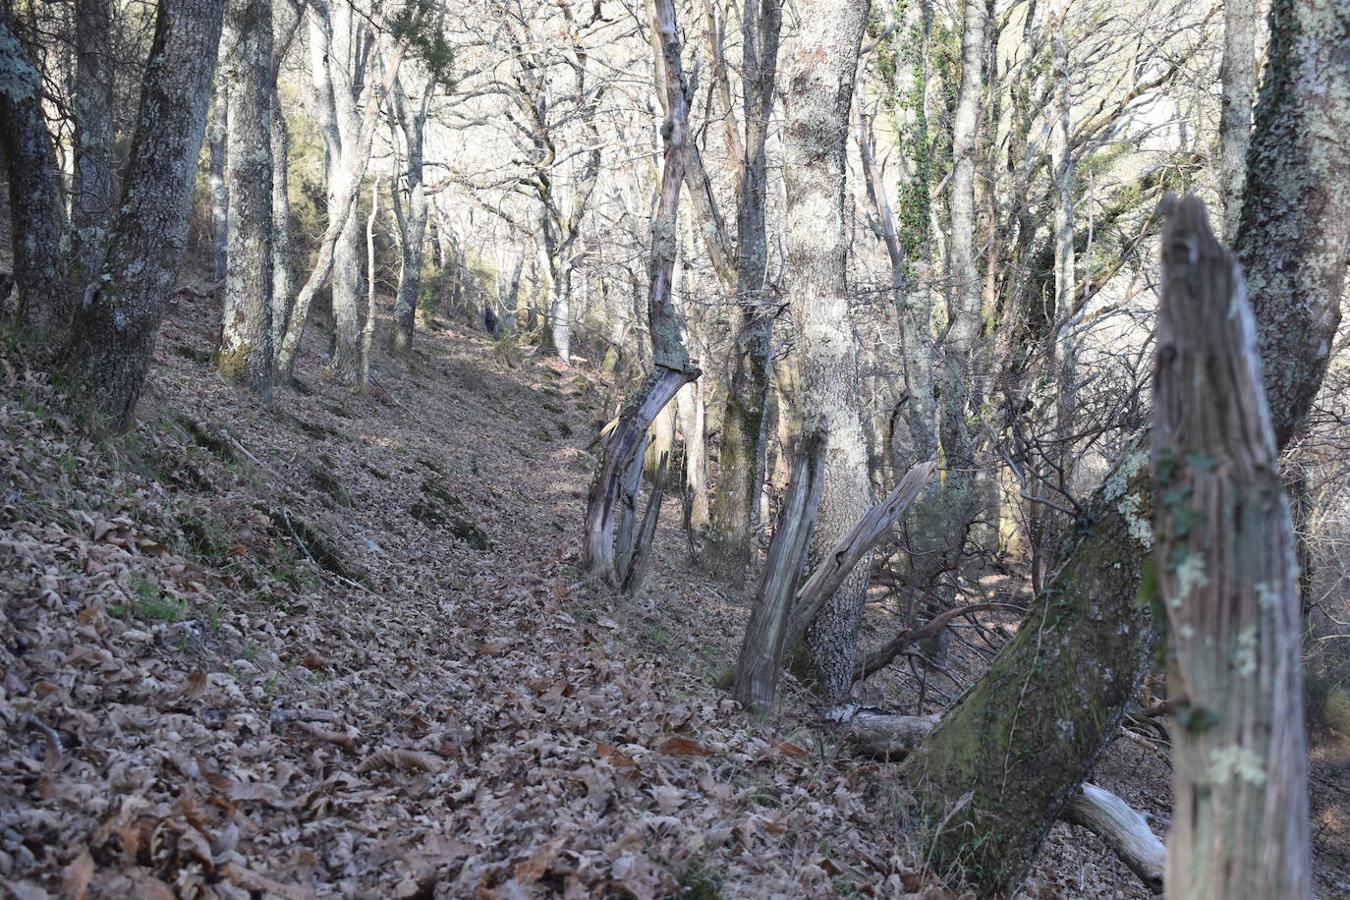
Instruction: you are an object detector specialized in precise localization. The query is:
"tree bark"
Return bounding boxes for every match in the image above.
[703,0,783,580]
[0,7,70,347]
[72,0,116,290]
[271,96,294,354]
[781,0,873,706]
[208,84,229,283]
[1218,0,1257,242]
[65,0,226,431]
[218,0,275,398]
[1154,195,1308,899]
[1232,0,1350,452]
[581,0,698,583]
[388,64,434,362]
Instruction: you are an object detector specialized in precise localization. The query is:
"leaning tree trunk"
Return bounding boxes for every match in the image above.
[72,0,116,289]
[780,0,873,706]
[65,0,226,431]
[217,0,274,398]
[0,7,70,347]
[902,0,1349,887]
[582,0,699,585]
[1153,194,1308,900]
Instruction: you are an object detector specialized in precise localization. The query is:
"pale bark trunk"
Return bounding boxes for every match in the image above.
[0,7,70,346]
[65,0,226,431]
[270,97,293,353]
[359,179,378,391]
[781,0,873,704]
[218,0,274,398]
[389,66,433,362]
[1154,194,1308,899]
[676,380,710,530]
[208,84,229,283]
[275,7,406,383]
[1045,0,1077,564]
[1218,0,1257,242]
[72,0,115,288]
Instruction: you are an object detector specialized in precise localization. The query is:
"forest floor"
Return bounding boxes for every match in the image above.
[2,291,1348,899]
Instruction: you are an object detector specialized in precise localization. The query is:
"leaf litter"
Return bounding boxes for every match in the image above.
[0,301,937,898]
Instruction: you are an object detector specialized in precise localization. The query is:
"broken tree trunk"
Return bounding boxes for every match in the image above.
[730,458,935,713]
[1064,784,1166,894]
[1153,194,1308,899]
[785,461,936,650]
[733,430,828,714]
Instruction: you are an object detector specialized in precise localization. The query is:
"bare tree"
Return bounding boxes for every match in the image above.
[582,0,698,585]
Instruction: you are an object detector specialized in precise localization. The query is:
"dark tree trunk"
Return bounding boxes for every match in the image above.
[0,7,70,347]
[72,0,116,289]
[704,0,783,580]
[65,0,227,431]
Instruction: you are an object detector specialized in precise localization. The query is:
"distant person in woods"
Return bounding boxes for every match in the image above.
[482,303,498,335]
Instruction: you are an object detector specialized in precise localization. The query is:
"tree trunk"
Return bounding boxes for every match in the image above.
[271,96,294,354]
[703,0,782,580]
[389,67,433,363]
[1218,0,1257,242]
[734,431,827,715]
[208,84,229,283]
[218,0,274,398]
[781,0,873,706]
[65,0,226,431]
[1232,0,1350,452]
[675,380,710,530]
[275,5,407,382]
[0,7,70,347]
[359,179,378,391]
[72,0,116,290]
[1153,194,1308,899]
[582,0,698,584]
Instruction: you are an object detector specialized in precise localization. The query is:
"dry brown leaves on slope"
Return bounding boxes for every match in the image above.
[1,304,939,899]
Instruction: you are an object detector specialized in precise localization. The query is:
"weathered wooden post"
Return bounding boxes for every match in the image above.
[1152,194,1308,899]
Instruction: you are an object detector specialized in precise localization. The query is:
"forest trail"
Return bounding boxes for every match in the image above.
[0,296,922,899]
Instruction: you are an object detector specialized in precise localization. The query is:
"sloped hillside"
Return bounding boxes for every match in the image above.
[0,295,931,899]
